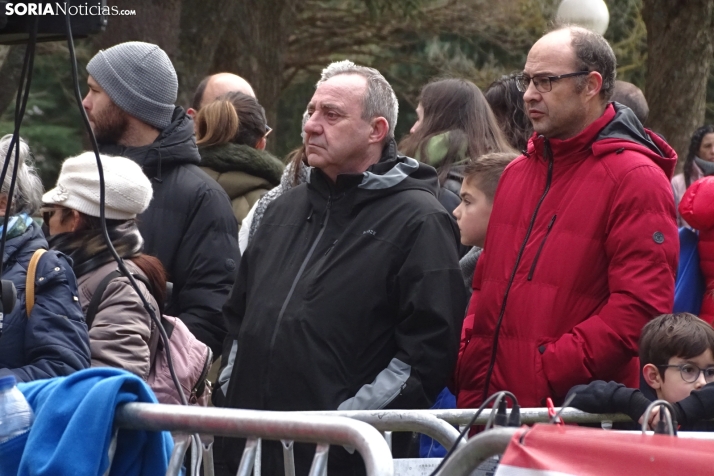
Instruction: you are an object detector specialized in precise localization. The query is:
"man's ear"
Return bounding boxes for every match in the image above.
[368,117,389,144]
[584,71,603,101]
[187,108,197,118]
[643,363,663,389]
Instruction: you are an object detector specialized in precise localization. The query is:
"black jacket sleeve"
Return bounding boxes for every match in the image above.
[567,380,651,423]
[674,382,714,426]
[168,186,239,357]
[386,212,467,409]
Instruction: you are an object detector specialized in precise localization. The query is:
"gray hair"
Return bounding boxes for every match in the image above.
[0,134,43,215]
[561,26,617,102]
[317,60,399,138]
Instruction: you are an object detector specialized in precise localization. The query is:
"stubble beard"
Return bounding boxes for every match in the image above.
[91,101,130,145]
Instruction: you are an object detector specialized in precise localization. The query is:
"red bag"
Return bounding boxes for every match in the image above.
[495,424,714,476]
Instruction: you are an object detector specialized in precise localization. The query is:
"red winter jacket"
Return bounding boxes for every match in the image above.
[679,176,714,324]
[454,104,678,409]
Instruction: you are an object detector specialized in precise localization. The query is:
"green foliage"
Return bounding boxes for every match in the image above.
[0,44,89,189]
[603,0,647,88]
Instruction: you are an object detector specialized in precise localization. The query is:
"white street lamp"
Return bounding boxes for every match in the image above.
[556,0,610,35]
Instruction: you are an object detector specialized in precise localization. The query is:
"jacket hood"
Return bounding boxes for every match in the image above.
[99,107,200,177]
[308,138,440,204]
[199,142,284,186]
[592,102,677,179]
[527,103,677,180]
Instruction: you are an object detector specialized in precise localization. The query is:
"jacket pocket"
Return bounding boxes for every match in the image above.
[527,215,556,281]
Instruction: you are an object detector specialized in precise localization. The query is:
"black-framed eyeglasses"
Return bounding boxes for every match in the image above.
[515,71,590,93]
[657,363,714,383]
[39,206,60,227]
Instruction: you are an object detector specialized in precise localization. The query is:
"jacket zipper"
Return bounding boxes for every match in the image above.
[480,139,554,402]
[527,214,557,281]
[191,345,213,402]
[262,196,332,407]
[324,239,338,257]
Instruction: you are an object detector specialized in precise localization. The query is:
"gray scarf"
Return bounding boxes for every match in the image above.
[694,156,714,177]
[248,161,309,243]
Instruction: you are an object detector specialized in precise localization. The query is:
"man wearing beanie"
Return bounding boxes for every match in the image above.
[83,41,239,357]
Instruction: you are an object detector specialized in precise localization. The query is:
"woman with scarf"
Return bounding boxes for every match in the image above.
[195,91,284,232]
[0,135,90,381]
[42,152,162,381]
[672,125,714,227]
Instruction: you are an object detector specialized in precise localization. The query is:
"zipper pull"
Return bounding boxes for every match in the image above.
[324,239,338,256]
[547,214,556,229]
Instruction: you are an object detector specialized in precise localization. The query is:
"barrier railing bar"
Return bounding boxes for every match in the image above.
[282,440,295,476]
[115,403,394,476]
[301,410,466,451]
[303,408,631,427]
[167,435,190,476]
[435,427,522,476]
[428,407,631,425]
[308,443,329,476]
[236,438,258,476]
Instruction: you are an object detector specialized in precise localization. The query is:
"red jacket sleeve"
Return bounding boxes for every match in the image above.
[679,176,714,231]
[540,163,678,396]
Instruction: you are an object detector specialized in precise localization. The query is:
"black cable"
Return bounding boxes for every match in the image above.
[429,391,518,476]
[63,7,188,407]
[0,18,38,279]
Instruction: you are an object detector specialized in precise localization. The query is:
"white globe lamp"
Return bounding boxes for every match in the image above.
[556,0,610,35]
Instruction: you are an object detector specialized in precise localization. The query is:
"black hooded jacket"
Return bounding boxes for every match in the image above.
[100,107,239,355]
[217,139,467,475]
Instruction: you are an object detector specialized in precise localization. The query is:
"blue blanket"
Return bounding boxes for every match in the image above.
[0,368,173,476]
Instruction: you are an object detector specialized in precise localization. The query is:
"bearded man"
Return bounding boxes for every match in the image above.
[82,41,239,357]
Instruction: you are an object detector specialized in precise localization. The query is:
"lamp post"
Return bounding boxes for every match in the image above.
[556,0,610,35]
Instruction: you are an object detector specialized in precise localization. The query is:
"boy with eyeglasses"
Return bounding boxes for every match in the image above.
[567,313,714,430]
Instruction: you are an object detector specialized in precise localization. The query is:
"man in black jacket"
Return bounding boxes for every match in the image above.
[82,41,239,356]
[215,60,467,475]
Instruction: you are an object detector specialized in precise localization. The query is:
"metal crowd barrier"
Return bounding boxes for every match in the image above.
[434,427,522,476]
[114,403,395,476]
[302,410,466,452]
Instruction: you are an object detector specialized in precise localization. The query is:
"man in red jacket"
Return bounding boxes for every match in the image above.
[455,26,679,410]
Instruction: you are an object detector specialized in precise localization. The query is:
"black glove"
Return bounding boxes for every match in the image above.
[566,380,651,422]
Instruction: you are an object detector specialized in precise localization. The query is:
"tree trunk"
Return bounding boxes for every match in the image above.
[91,0,181,55]
[643,0,714,163]
[0,46,27,117]
[175,0,238,108]
[211,0,299,149]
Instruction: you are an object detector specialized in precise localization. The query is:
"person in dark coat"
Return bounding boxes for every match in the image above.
[82,41,240,356]
[215,60,466,476]
[0,135,90,381]
[195,91,284,230]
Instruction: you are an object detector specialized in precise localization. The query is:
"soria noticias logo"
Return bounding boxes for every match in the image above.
[4,3,136,16]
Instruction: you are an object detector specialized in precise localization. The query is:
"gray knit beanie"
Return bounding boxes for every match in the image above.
[87,41,178,130]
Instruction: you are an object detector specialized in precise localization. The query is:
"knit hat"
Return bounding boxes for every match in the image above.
[87,41,178,130]
[42,152,153,220]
